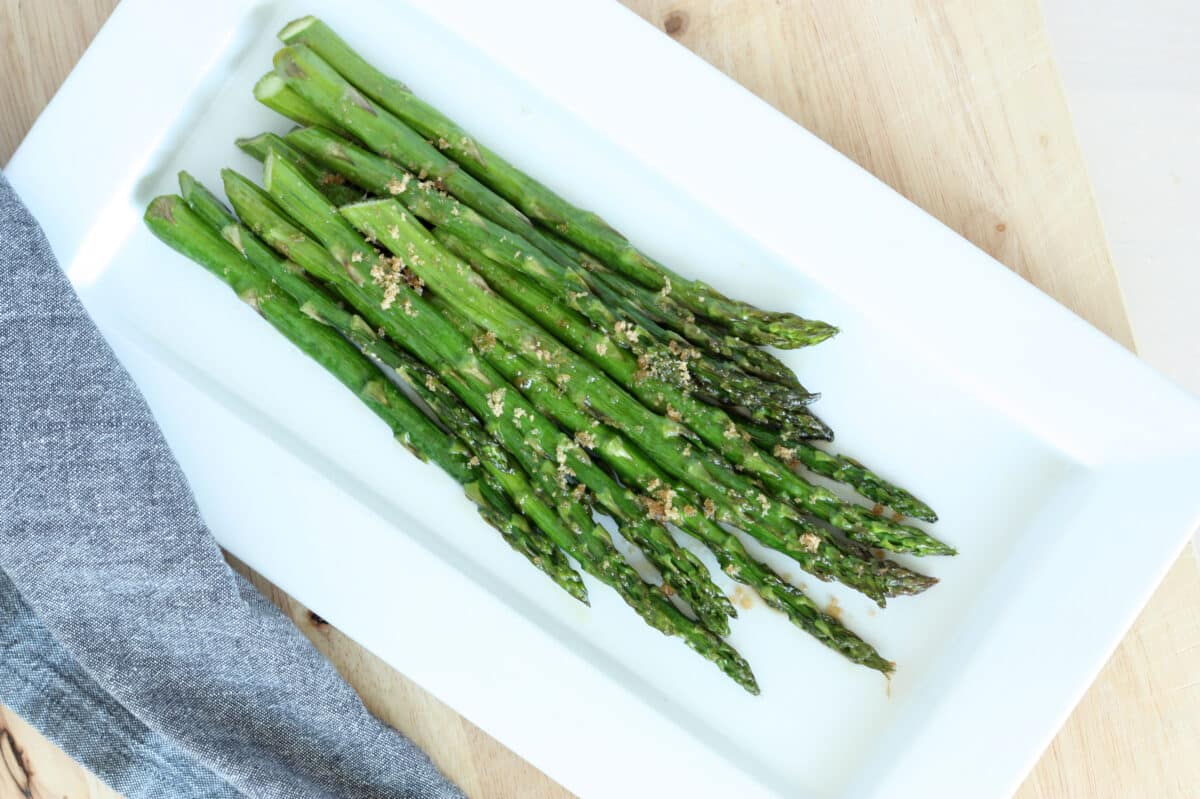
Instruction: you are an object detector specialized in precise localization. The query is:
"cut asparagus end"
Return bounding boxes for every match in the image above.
[253,71,288,102]
[254,71,345,134]
[278,14,317,42]
[144,195,179,226]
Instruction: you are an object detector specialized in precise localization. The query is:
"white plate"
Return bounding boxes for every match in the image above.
[9,1,1200,797]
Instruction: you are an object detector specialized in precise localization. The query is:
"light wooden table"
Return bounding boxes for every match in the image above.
[3,2,1199,797]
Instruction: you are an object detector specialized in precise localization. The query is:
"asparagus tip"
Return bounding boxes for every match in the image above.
[902,572,939,594]
[801,320,839,347]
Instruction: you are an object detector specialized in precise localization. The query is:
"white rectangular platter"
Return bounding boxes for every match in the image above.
[9,1,1200,797]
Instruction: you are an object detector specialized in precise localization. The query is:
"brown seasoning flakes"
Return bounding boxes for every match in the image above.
[386,174,411,195]
[658,487,680,522]
[555,440,577,488]
[613,320,639,344]
[473,330,497,352]
[402,269,425,295]
[529,340,553,364]
[667,339,699,361]
[643,487,681,523]
[370,256,404,311]
[487,388,506,418]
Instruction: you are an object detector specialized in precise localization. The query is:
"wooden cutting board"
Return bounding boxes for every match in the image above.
[3,1,1198,797]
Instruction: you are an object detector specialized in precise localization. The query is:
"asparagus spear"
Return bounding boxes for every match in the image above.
[341,196,953,557]
[739,414,835,446]
[221,169,759,688]
[735,418,935,521]
[769,441,937,523]
[225,162,899,668]
[146,192,587,603]
[281,125,812,424]
[277,16,837,350]
[236,132,362,206]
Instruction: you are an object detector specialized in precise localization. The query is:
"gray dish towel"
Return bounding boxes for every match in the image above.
[0,171,465,798]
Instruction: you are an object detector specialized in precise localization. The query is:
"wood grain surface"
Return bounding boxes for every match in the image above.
[3,1,1198,797]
